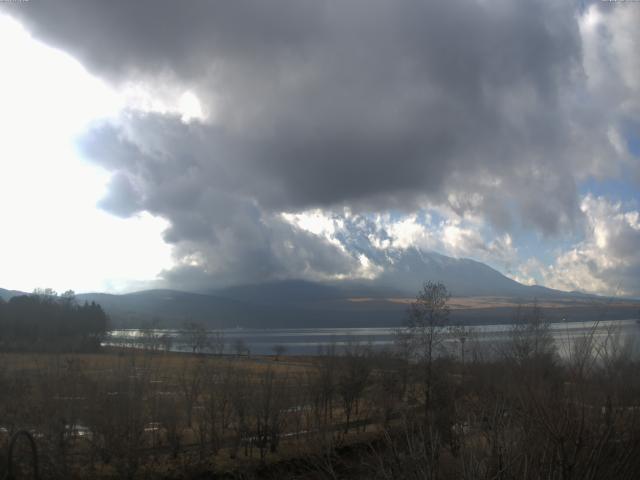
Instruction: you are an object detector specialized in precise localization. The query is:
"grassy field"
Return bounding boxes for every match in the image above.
[0,348,313,373]
[0,348,386,479]
[2,322,640,480]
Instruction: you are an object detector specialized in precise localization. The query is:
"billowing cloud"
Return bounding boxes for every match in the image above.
[283,209,518,278]
[1,1,638,292]
[521,196,640,297]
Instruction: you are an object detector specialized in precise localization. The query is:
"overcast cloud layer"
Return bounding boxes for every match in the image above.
[3,1,639,295]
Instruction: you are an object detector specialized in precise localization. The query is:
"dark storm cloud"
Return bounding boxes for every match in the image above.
[4,0,326,81]
[3,0,624,288]
[78,114,367,287]
[157,210,366,290]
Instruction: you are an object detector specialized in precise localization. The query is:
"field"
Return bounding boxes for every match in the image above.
[2,317,640,480]
[0,348,399,479]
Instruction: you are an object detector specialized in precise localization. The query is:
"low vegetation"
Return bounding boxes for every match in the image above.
[0,282,639,479]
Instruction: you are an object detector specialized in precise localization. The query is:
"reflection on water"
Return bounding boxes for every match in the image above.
[105,319,640,358]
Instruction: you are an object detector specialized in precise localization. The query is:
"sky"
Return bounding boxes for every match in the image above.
[0,1,638,297]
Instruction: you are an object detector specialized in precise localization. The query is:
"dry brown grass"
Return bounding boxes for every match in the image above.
[0,349,315,378]
[348,295,640,310]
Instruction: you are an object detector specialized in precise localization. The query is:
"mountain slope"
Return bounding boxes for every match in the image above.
[372,249,563,298]
[0,288,27,301]
[214,250,585,304]
[76,290,259,328]
[3,250,635,328]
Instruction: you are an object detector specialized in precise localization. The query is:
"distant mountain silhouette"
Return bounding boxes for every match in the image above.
[2,251,637,328]
[0,288,27,301]
[368,249,568,298]
[214,250,590,303]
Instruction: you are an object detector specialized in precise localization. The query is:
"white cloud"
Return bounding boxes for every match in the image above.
[118,82,208,123]
[524,196,640,297]
[281,209,346,251]
[511,258,545,286]
[369,212,517,267]
[578,4,640,173]
[376,214,435,251]
[355,253,383,280]
[282,207,519,282]
[0,13,174,293]
[280,209,382,281]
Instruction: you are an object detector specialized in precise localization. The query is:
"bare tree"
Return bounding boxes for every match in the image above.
[210,330,225,356]
[177,358,205,428]
[272,344,287,361]
[183,321,211,354]
[228,369,251,459]
[156,392,183,458]
[506,300,557,376]
[160,333,173,353]
[86,353,150,479]
[337,342,371,433]
[372,354,404,426]
[140,318,162,353]
[403,281,451,418]
[316,342,338,426]
[449,323,474,366]
[233,338,249,357]
[201,363,234,455]
[252,367,289,460]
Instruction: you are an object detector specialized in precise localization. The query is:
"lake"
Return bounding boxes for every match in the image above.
[105,319,640,358]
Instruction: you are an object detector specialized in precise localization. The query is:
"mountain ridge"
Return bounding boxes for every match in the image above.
[2,251,636,328]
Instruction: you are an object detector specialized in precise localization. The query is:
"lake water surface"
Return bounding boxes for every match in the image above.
[106,319,640,358]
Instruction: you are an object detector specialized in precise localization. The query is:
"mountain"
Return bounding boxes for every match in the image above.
[0,288,27,301]
[78,281,638,329]
[75,289,259,329]
[369,249,566,298]
[139,250,636,327]
[3,250,638,328]
[214,280,346,307]
[214,250,584,303]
